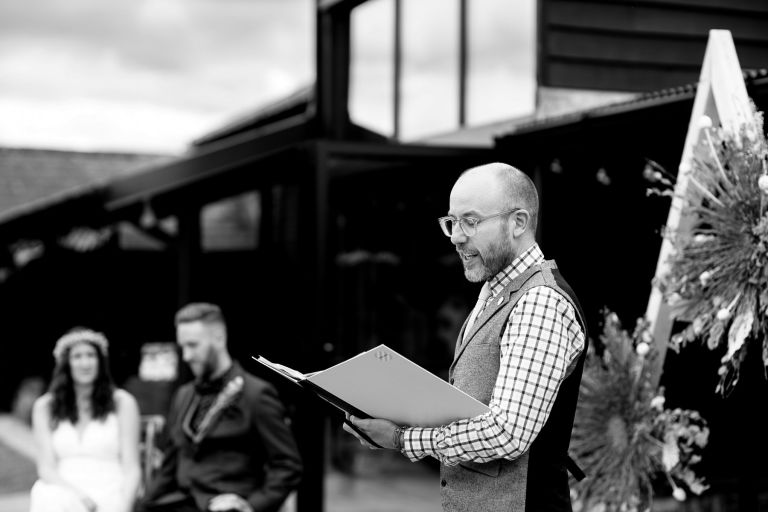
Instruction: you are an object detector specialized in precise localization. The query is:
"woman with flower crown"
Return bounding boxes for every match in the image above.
[29,327,141,512]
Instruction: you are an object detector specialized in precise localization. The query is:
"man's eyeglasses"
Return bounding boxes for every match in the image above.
[437,208,522,237]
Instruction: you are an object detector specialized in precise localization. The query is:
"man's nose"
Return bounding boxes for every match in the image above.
[450,226,467,245]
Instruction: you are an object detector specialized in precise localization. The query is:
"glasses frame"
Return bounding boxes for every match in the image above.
[437,208,523,237]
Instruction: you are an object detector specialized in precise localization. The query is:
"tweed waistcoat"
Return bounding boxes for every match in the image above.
[440,260,587,512]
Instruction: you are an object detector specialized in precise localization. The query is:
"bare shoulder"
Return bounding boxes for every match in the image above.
[113,389,139,414]
[31,393,53,427]
[32,392,52,413]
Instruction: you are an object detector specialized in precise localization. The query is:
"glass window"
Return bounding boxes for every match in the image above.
[201,191,260,251]
[349,0,535,139]
[467,0,536,124]
[400,0,460,140]
[349,0,395,136]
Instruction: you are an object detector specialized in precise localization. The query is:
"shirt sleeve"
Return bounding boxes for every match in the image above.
[247,383,303,511]
[400,285,584,465]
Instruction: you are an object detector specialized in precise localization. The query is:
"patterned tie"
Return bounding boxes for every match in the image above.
[463,281,492,343]
[191,392,217,435]
[190,377,225,434]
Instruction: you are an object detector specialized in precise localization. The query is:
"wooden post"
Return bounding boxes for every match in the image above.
[316,0,352,140]
[645,30,753,379]
[176,205,201,307]
[293,145,329,512]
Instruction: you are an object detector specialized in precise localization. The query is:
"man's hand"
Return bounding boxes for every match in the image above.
[208,493,253,512]
[343,415,400,450]
[70,487,96,512]
[79,495,97,512]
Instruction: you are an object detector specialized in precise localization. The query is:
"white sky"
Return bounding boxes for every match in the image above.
[0,0,535,154]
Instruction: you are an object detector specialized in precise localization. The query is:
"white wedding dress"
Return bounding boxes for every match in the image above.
[30,413,125,512]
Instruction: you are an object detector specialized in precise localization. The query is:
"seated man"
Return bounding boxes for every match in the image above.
[138,302,302,512]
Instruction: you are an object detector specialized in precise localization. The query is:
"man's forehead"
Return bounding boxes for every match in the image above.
[450,172,504,213]
[177,321,216,336]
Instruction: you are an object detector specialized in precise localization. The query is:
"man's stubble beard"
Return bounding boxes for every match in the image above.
[463,227,513,283]
[195,348,219,382]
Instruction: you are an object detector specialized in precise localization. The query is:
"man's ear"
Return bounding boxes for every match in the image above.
[212,324,227,346]
[510,209,530,238]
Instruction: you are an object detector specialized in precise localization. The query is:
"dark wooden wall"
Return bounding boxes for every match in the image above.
[539,0,768,92]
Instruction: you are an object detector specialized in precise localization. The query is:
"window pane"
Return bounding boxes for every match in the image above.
[468,0,535,125]
[202,192,260,251]
[349,0,395,136]
[401,0,459,140]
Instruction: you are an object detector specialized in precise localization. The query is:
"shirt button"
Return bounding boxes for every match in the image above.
[441,480,447,487]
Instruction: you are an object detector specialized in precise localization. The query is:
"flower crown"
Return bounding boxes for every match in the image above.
[53,329,109,362]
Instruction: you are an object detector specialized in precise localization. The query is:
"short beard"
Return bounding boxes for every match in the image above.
[463,227,513,282]
[196,350,219,382]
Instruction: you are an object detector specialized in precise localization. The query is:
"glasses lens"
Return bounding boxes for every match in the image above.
[439,217,453,236]
[439,217,480,236]
[461,218,477,236]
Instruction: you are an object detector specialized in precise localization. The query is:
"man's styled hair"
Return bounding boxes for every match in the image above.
[175,302,226,328]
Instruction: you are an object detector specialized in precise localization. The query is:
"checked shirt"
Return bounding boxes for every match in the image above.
[401,243,585,465]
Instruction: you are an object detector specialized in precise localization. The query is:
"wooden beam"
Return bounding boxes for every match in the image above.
[393,0,401,139]
[103,118,315,213]
[321,140,492,160]
[292,144,328,512]
[175,205,201,307]
[316,3,352,139]
[458,0,468,127]
[645,29,753,379]
[545,60,701,92]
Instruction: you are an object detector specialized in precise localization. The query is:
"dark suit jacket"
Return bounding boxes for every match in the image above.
[142,363,302,512]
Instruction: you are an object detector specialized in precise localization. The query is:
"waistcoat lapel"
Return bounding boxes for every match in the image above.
[451,262,555,373]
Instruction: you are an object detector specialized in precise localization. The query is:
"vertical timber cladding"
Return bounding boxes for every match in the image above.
[538,0,768,92]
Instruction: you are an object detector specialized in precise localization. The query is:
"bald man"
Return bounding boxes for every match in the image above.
[345,163,588,512]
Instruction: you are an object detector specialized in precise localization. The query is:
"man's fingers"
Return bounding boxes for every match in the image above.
[342,421,366,441]
[209,493,248,512]
[342,421,377,449]
[342,421,356,436]
[79,495,96,512]
[208,497,234,511]
[208,495,230,506]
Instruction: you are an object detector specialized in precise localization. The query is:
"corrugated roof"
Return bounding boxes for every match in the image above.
[0,147,170,220]
[503,68,768,136]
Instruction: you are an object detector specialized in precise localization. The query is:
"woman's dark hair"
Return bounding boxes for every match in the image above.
[48,327,116,426]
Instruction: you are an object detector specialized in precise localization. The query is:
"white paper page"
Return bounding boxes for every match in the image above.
[254,356,307,382]
[308,344,489,427]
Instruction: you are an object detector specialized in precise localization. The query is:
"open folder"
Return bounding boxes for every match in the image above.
[252,344,489,427]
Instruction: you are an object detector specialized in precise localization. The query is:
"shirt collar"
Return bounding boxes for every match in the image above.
[487,243,545,297]
[194,362,238,395]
